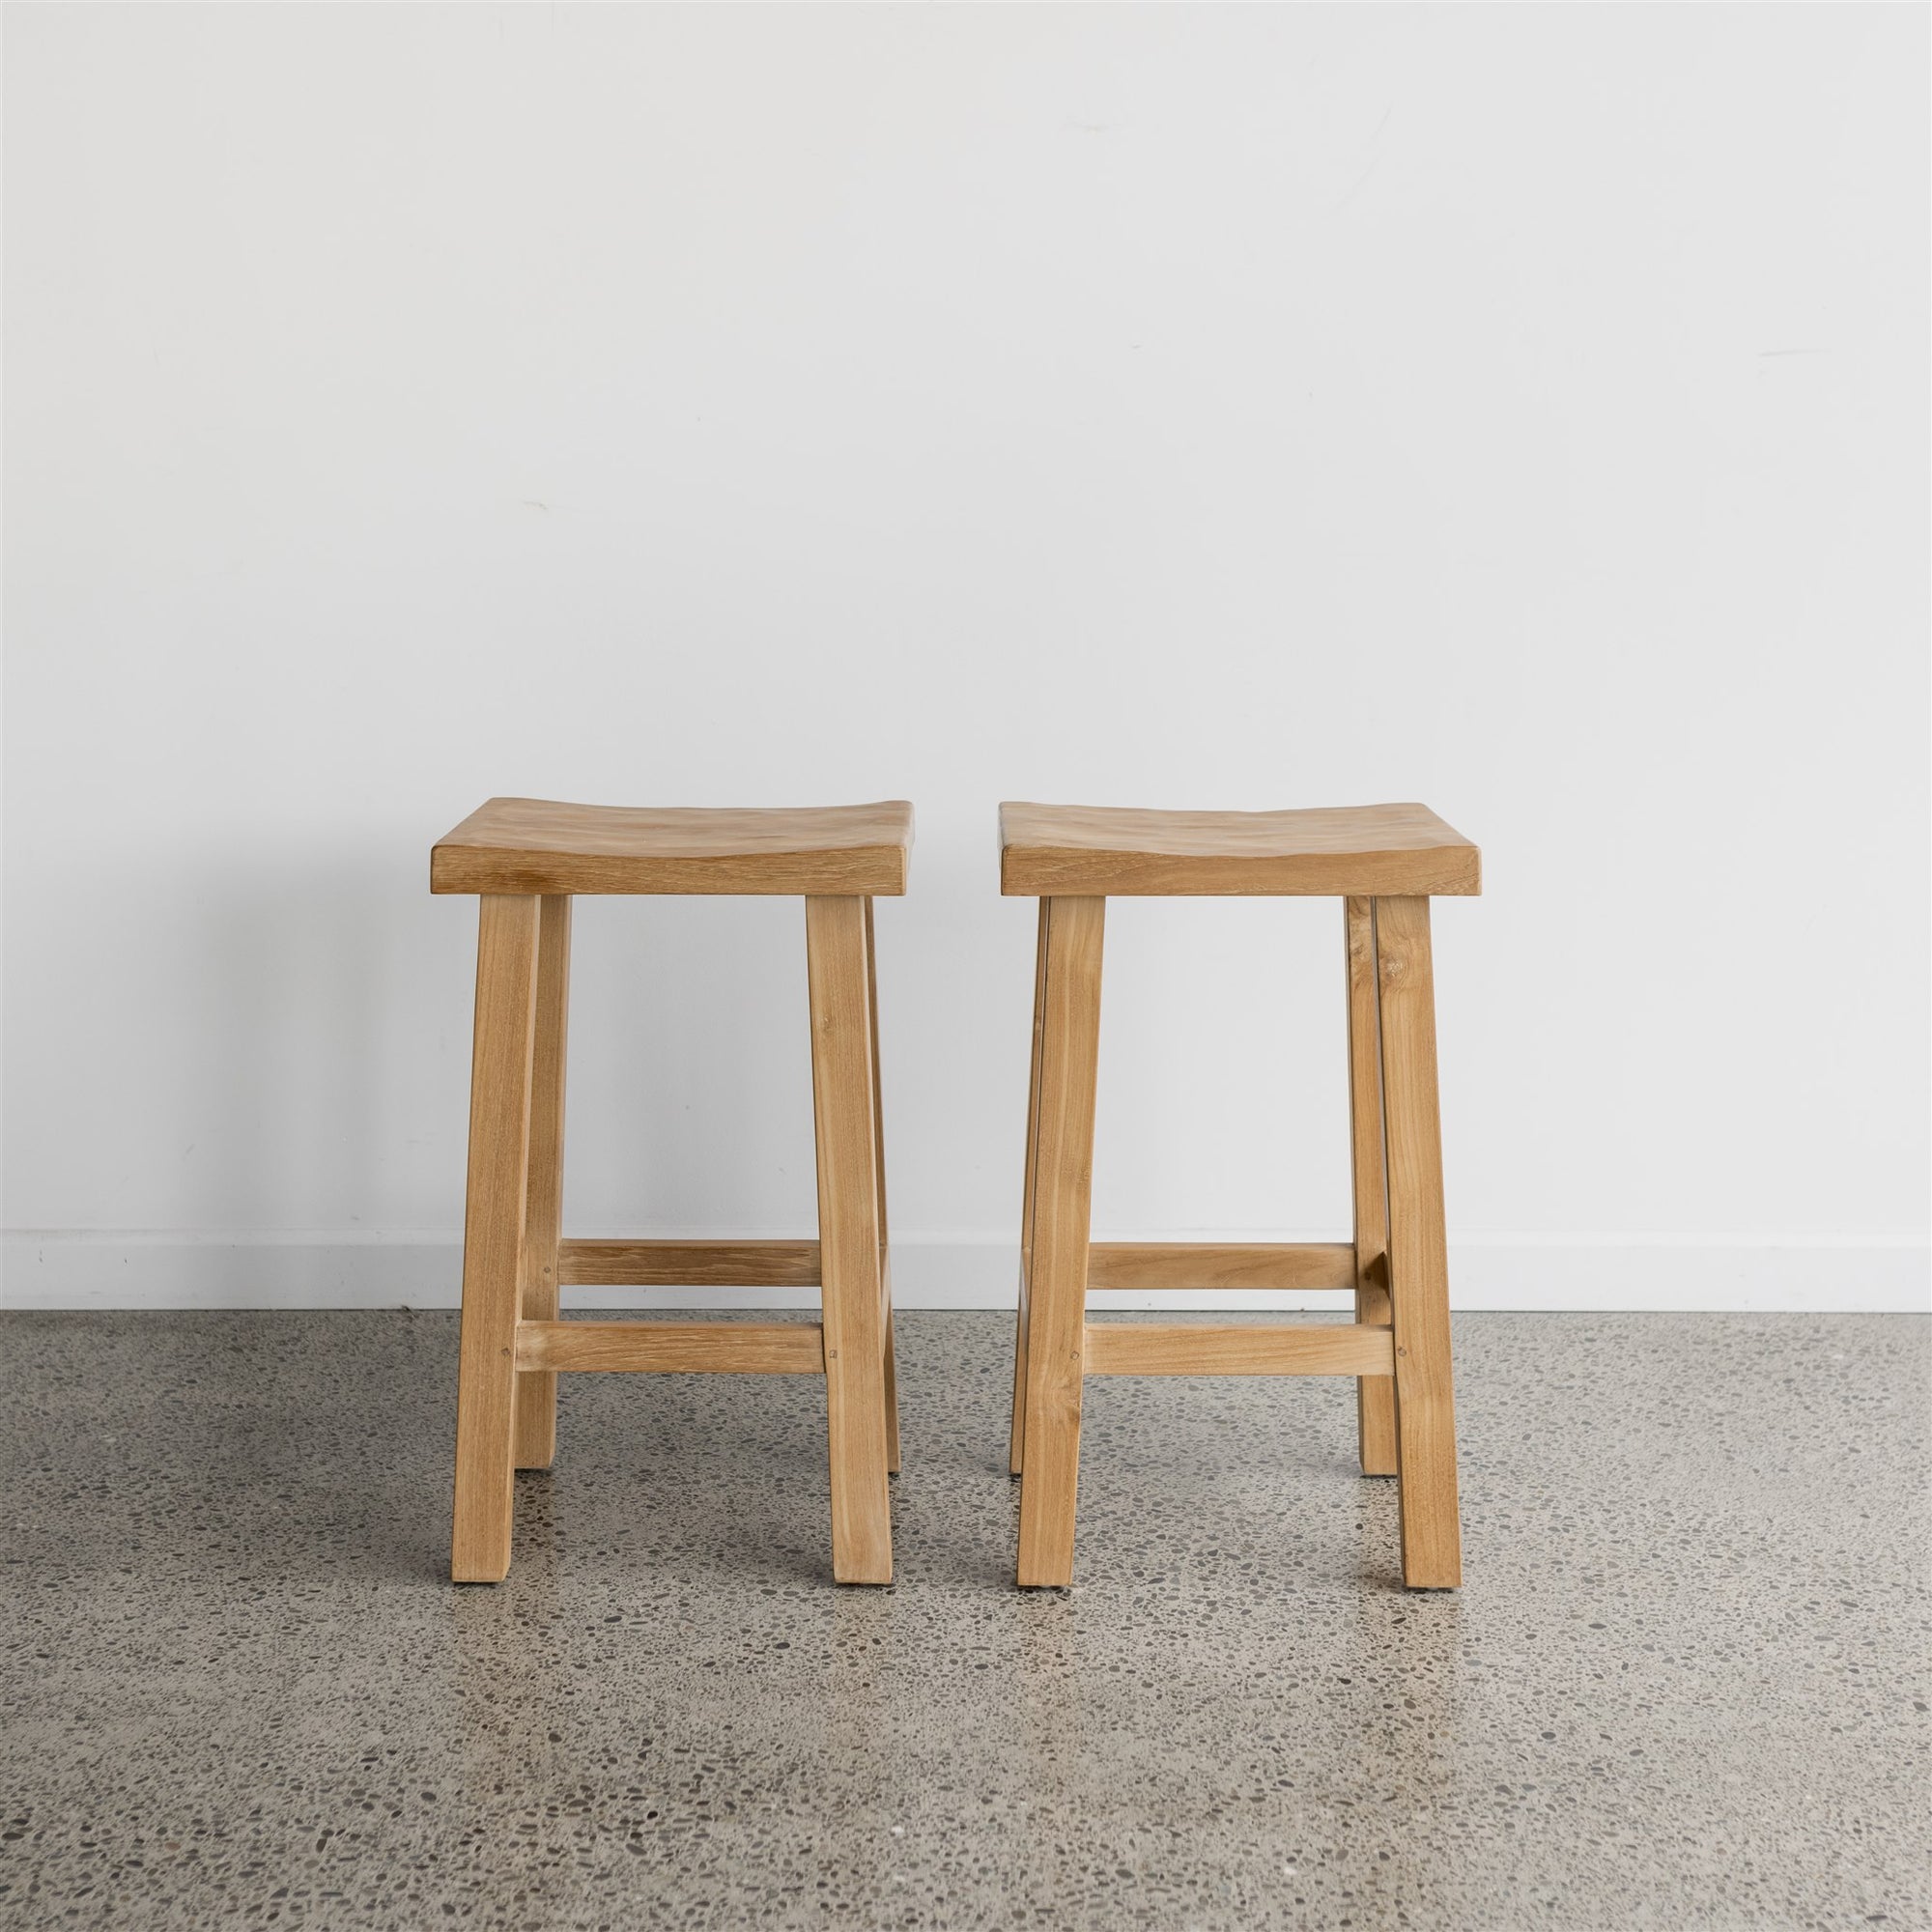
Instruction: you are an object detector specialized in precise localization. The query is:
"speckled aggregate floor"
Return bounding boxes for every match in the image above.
[1,1309,1925,1930]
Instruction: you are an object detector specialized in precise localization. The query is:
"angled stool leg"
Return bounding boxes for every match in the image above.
[515,895,572,1471]
[863,898,900,1477]
[1374,895,1463,1588]
[1345,895,1398,1476]
[1009,900,1051,1477]
[1016,895,1105,1587]
[807,895,893,1585]
[451,894,542,1582]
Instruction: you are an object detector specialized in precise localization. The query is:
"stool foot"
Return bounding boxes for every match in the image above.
[1015,896,1104,1588]
[1374,895,1463,1589]
[451,895,542,1583]
[809,895,894,1586]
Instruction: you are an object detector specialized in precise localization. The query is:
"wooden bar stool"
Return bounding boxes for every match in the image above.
[1001,801,1481,1590]
[432,797,912,1586]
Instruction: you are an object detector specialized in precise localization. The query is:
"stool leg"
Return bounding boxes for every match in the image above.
[1016,895,1105,1588]
[1373,895,1463,1588]
[863,898,900,1477]
[451,894,542,1583]
[514,895,572,1471]
[1009,900,1050,1477]
[807,895,893,1585]
[1345,895,1398,1476]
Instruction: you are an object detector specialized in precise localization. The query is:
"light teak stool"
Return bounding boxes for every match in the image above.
[433,797,912,1586]
[1002,802,1480,1590]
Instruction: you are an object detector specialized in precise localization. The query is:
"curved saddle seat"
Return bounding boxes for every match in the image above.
[999,800,1478,897]
[434,797,914,896]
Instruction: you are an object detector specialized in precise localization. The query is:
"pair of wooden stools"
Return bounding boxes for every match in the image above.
[433,796,1479,1590]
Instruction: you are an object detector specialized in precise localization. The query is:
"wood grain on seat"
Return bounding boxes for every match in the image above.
[999,802,1479,897]
[433,798,914,896]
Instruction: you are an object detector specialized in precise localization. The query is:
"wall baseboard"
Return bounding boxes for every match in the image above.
[3,1231,1925,1313]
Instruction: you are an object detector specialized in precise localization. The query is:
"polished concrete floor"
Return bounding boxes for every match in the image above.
[1,1309,1925,1930]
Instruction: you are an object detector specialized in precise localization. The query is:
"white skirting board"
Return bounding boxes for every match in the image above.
[2,1231,1925,1313]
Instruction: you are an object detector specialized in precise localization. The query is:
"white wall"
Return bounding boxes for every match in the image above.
[6,4,1926,1311]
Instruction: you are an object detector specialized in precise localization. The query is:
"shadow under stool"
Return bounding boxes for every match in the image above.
[432,796,913,1586]
[1000,800,1481,1590]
